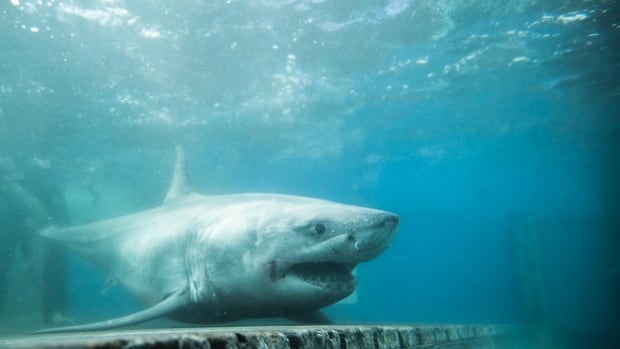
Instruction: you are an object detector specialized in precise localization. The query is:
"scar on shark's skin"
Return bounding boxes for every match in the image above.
[37,146,399,333]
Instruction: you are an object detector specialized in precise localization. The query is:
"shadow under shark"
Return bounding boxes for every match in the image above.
[38,148,399,332]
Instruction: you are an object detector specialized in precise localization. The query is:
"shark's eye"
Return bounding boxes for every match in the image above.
[315,223,326,235]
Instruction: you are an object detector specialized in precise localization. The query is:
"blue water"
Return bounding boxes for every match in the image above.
[1,0,619,345]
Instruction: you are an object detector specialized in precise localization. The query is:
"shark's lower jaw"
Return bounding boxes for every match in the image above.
[289,262,357,292]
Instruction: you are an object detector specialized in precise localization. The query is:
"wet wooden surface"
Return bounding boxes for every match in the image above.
[0,324,524,348]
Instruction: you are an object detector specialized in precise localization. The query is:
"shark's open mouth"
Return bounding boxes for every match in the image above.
[288,262,356,291]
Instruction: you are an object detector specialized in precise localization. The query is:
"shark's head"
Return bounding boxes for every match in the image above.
[197,194,399,318]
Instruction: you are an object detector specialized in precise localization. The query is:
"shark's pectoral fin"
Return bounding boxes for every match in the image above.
[35,289,189,333]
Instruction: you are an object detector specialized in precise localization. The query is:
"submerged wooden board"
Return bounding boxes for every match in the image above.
[0,324,522,349]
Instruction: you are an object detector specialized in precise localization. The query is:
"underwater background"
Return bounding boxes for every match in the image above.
[1,0,619,346]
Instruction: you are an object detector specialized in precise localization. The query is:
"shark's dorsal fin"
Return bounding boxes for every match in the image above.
[164,146,191,204]
[35,289,188,333]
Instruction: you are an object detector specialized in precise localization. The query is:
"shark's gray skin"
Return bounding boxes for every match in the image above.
[38,148,399,332]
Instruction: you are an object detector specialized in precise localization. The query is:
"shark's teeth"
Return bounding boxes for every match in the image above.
[289,262,356,291]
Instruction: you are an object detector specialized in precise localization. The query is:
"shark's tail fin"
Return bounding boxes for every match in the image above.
[3,182,54,230]
[39,225,57,238]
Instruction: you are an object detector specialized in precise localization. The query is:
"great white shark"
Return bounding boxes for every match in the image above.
[38,148,399,332]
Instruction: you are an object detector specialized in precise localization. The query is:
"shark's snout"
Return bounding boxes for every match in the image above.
[348,211,399,258]
[370,213,399,230]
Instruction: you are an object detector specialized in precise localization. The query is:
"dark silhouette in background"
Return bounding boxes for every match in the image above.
[0,158,69,324]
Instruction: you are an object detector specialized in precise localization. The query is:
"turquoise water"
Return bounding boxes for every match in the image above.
[1,0,618,346]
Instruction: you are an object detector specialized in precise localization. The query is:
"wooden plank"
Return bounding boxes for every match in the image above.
[0,324,520,349]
